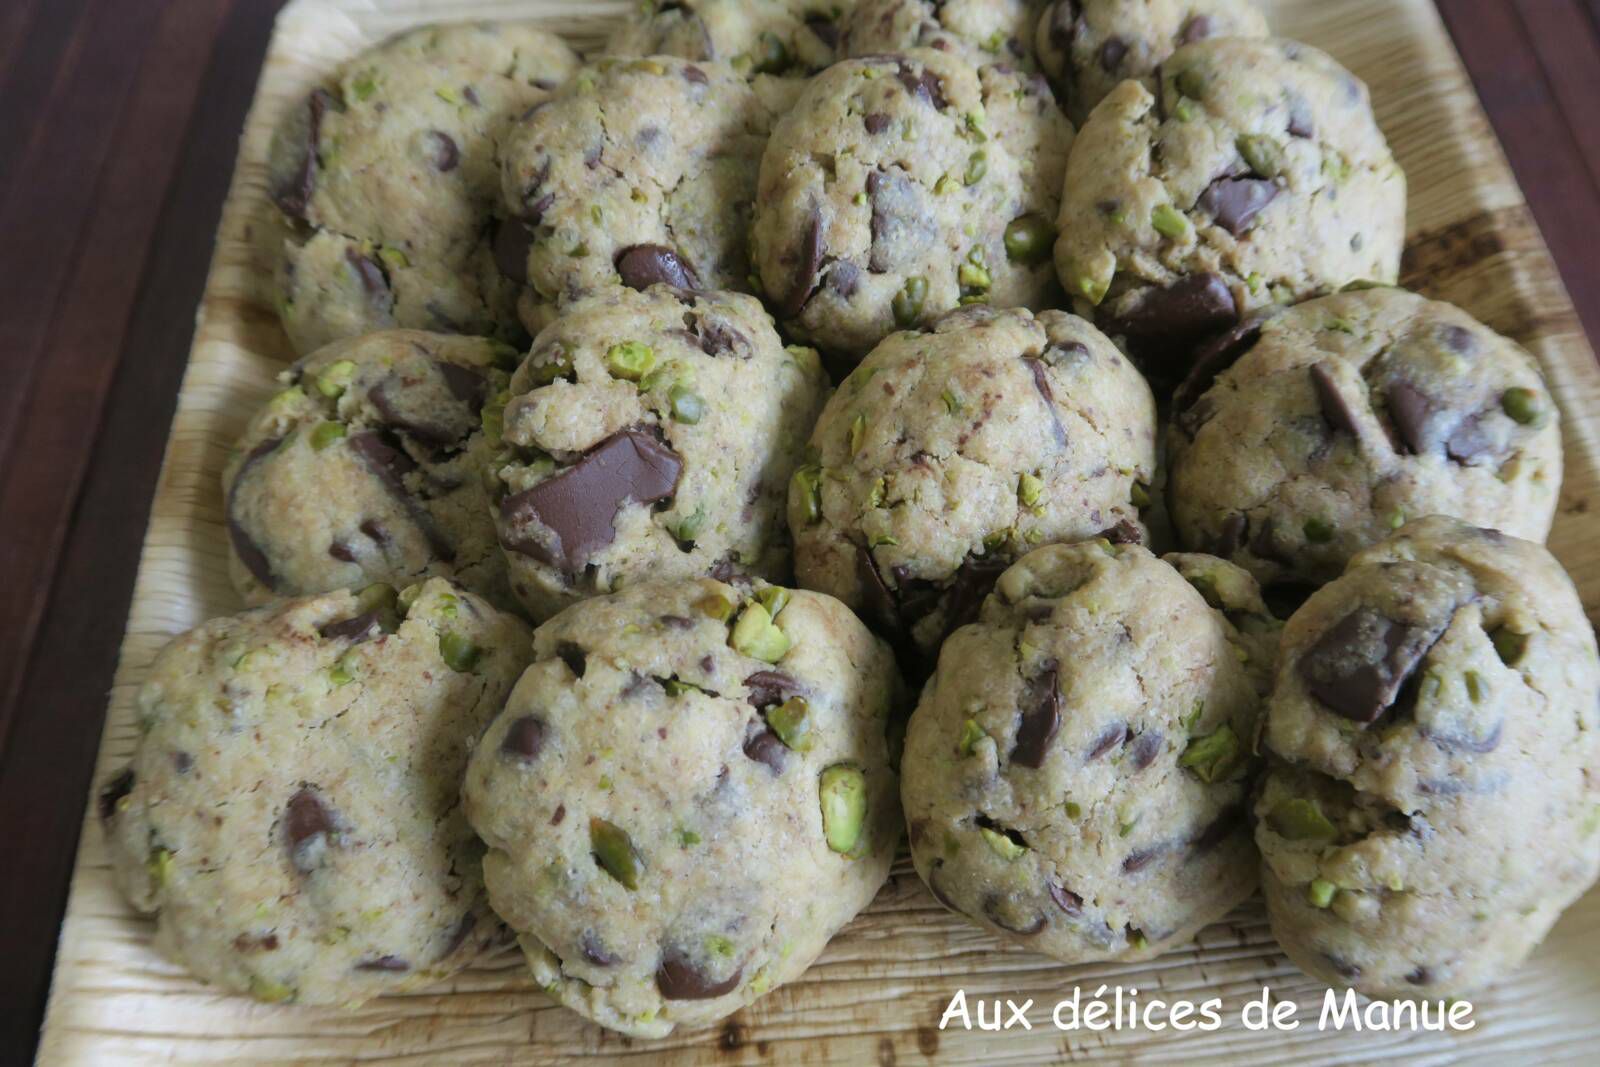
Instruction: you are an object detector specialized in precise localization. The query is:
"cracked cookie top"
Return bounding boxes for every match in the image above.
[1255,516,1600,997]
[495,56,773,325]
[1053,36,1405,382]
[266,22,580,354]
[901,541,1266,963]
[751,49,1073,362]
[1167,288,1563,600]
[788,305,1156,659]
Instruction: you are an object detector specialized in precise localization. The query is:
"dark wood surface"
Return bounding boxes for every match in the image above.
[0,0,1596,1060]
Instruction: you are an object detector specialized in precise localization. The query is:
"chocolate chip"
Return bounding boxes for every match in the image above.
[1127,729,1163,770]
[657,948,744,1000]
[867,167,934,275]
[777,204,825,319]
[828,259,860,298]
[1298,609,1440,723]
[1048,883,1082,915]
[806,14,840,49]
[502,715,548,760]
[98,768,135,822]
[895,61,948,109]
[550,804,566,826]
[369,378,463,449]
[855,544,901,635]
[493,218,534,283]
[1011,664,1061,768]
[1384,381,1436,455]
[1249,516,1292,564]
[1173,312,1270,419]
[349,431,456,561]
[940,554,1008,640]
[745,670,802,709]
[616,244,700,291]
[345,248,386,297]
[319,611,379,642]
[436,361,488,411]
[580,931,618,966]
[425,130,459,171]
[1445,414,1493,463]
[227,436,287,591]
[1198,177,1278,236]
[355,955,409,972]
[359,518,388,545]
[1215,512,1247,557]
[1087,722,1128,761]
[1099,36,1127,72]
[284,787,335,873]
[1310,362,1360,435]
[1102,273,1239,372]
[1322,952,1362,980]
[328,540,355,561]
[863,112,890,134]
[499,430,682,573]
[1405,966,1433,986]
[1420,720,1503,754]
[1024,358,1068,446]
[1440,324,1475,353]
[683,64,708,86]
[273,88,337,218]
[1099,519,1142,545]
[685,312,747,357]
[1122,846,1163,874]
[1287,96,1315,138]
[742,721,787,774]
[173,751,193,774]
[1181,14,1214,43]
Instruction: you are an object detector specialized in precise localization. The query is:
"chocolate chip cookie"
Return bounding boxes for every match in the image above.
[1035,0,1269,123]
[605,0,849,111]
[1167,288,1563,602]
[842,0,1042,69]
[1256,516,1600,998]
[1054,37,1406,381]
[492,285,828,621]
[462,578,903,1036]
[789,305,1156,658]
[751,49,1073,362]
[224,330,519,613]
[902,541,1265,962]
[267,22,579,354]
[100,580,533,1005]
[495,56,772,331]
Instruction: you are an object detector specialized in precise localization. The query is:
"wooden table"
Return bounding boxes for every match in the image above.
[0,0,1595,1060]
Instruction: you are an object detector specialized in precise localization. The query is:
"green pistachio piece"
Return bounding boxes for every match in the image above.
[1236,134,1282,176]
[662,678,705,697]
[1130,481,1151,509]
[867,477,887,508]
[892,276,928,327]
[438,631,481,673]
[980,826,1026,861]
[1017,472,1044,508]
[309,421,346,451]
[964,150,988,185]
[606,341,655,381]
[1178,724,1241,783]
[378,247,409,271]
[677,827,701,847]
[147,847,175,888]
[695,592,734,621]
[1307,878,1337,908]
[934,174,960,196]
[1268,798,1337,841]
[958,718,988,756]
[1501,386,1544,426]
[767,696,814,751]
[524,355,573,387]
[1172,97,1196,122]
[1127,928,1150,951]
[983,528,1011,551]
[351,70,378,101]
[589,818,641,889]
[705,934,737,958]
[730,602,791,662]
[672,504,706,545]
[819,764,867,854]
[316,359,357,398]
[757,586,790,617]
[1003,214,1053,265]
[1303,517,1335,543]
[941,389,963,414]
[958,260,992,290]
[328,653,357,686]
[1464,669,1484,703]
[354,582,398,620]
[792,465,822,524]
[849,412,867,455]
[964,111,987,140]
[1491,627,1528,666]
[1174,68,1206,99]
[248,976,296,1003]
[669,385,704,424]
[1151,204,1190,240]
[752,30,789,74]
[435,86,460,105]
[1064,800,1082,819]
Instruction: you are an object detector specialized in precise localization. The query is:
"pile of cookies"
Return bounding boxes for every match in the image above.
[99,0,1599,1038]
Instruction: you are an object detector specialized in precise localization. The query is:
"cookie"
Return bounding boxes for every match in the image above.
[267,22,579,354]
[789,305,1156,658]
[842,0,1041,69]
[605,0,849,111]
[224,330,519,613]
[902,542,1266,961]
[495,56,772,330]
[462,578,903,1036]
[1035,0,1269,123]
[1167,289,1563,602]
[1255,517,1600,998]
[491,285,828,621]
[751,50,1073,362]
[99,580,533,1006]
[1053,37,1405,380]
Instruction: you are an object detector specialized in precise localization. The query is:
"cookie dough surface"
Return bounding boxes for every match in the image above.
[492,285,828,621]
[496,56,772,325]
[843,0,1041,69]
[1054,37,1405,380]
[1035,0,1269,123]
[1167,289,1563,596]
[1256,517,1600,997]
[267,22,579,353]
[789,305,1156,657]
[225,330,519,613]
[902,542,1265,962]
[462,579,903,1037]
[752,49,1073,361]
[100,580,533,1006]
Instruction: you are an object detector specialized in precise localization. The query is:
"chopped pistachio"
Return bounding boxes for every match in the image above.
[958,259,992,290]
[147,847,175,888]
[867,477,887,508]
[1389,509,1406,530]
[1307,878,1337,908]
[351,70,378,101]
[435,86,460,105]
[668,384,704,424]
[820,764,867,854]
[767,696,814,751]
[705,934,737,958]
[1501,386,1544,426]
[1130,481,1151,509]
[1151,204,1190,240]
[695,592,734,621]
[309,421,346,451]
[1303,517,1335,543]
[1064,801,1082,820]
[590,818,641,889]
[438,631,481,673]
[1179,724,1241,783]
[1236,134,1282,176]
[1174,68,1206,99]
[964,110,987,140]
[329,653,356,686]
[730,602,791,662]
[1017,472,1044,508]
[980,826,1026,861]
[1127,928,1149,951]
[849,412,867,455]
[1173,98,1196,122]
[316,360,357,398]
[606,341,655,381]
[248,976,295,1003]
[941,389,963,414]
[673,505,705,545]
[1464,670,1484,703]
[934,174,960,196]
[958,718,987,756]
[1268,798,1337,841]
[1003,214,1053,265]
[892,276,928,327]
[751,30,789,74]
[662,678,704,697]
[378,246,409,271]
[964,150,987,185]
[676,827,701,847]
[792,465,823,523]
[757,586,790,617]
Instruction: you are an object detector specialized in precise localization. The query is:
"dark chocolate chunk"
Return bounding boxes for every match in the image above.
[828,259,861,297]
[742,721,788,774]
[940,554,1008,639]
[556,642,587,678]
[806,14,840,49]
[1122,846,1164,874]
[895,61,948,109]
[1048,883,1082,915]
[1322,952,1362,980]
[226,435,288,591]
[1102,272,1239,372]
[855,543,901,635]
[1099,519,1142,545]
[1405,966,1433,986]
[493,218,534,283]
[1215,512,1247,557]
[867,167,934,275]
[656,948,744,1000]
[1287,96,1315,138]
[499,430,682,573]
[1420,720,1503,754]
[1445,413,1493,463]
[683,64,708,86]
[98,768,135,822]
[1439,324,1475,353]
[355,955,410,972]
[1099,36,1127,72]
[328,540,355,561]
[1087,722,1128,761]
[745,670,802,709]
[1198,176,1278,236]
[1127,729,1163,771]
[1297,609,1440,723]
[425,130,459,171]
[863,111,890,134]
[436,361,488,411]
[319,611,379,642]
[1310,362,1360,435]
[369,378,464,448]
[1385,381,1437,455]
[1172,311,1270,419]
[1011,664,1061,768]
[1048,2,1080,49]
[685,312,747,357]
[345,248,387,297]
[1024,357,1068,445]
[348,431,456,561]
[776,204,825,319]
[272,88,338,218]
[1249,516,1292,564]
[173,751,193,774]
[580,931,618,966]
[616,244,700,291]
[502,715,548,760]
[284,787,335,873]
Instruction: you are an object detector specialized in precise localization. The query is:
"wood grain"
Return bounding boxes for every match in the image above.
[24,0,1600,1063]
